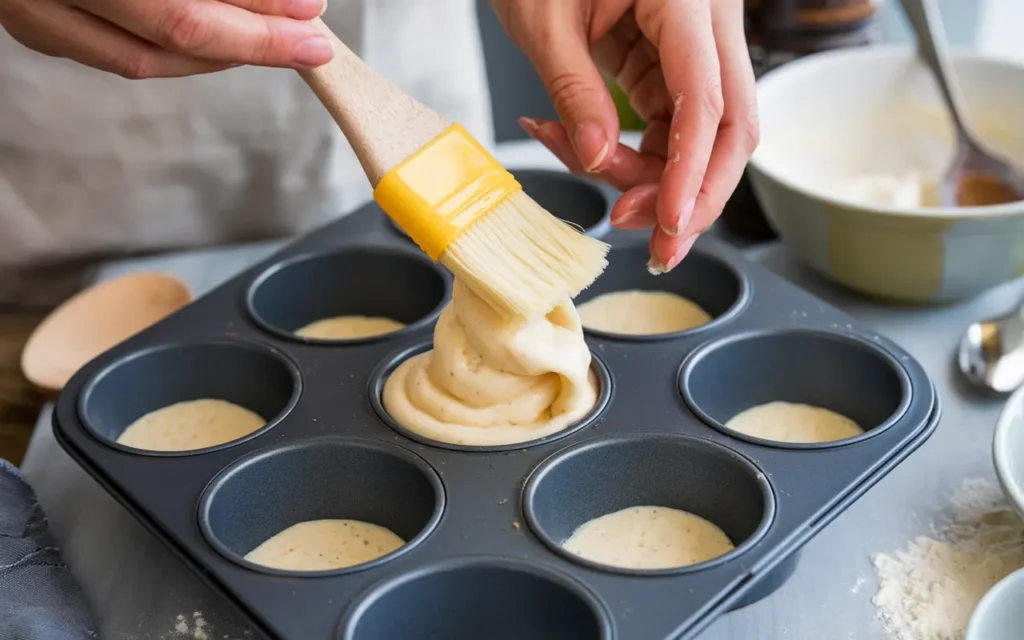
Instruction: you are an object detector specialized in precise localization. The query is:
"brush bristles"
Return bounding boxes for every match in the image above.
[440,191,610,321]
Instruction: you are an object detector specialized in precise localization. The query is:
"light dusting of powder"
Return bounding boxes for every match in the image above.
[165,612,220,640]
[871,478,1024,640]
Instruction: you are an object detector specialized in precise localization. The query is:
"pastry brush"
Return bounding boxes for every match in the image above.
[297,19,609,321]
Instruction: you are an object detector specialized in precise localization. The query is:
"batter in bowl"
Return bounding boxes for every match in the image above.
[726,401,863,443]
[244,519,404,571]
[382,280,599,447]
[296,316,405,340]
[577,290,711,335]
[116,398,265,451]
[562,506,734,570]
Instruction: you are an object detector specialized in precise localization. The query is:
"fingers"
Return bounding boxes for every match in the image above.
[649,228,698,274]
[635,0,722,236]
[516,3,619,172]
[610,184,659,229]
[681,0,758,238]
[520,117,666,193]
[3,0,231,78]
[219,0,325,20]
[73,0,333,67]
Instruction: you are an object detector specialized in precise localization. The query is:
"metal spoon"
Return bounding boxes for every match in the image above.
[958,302,1024,394]
[900,0,1024,207]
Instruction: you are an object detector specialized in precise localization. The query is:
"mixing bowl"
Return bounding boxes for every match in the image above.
[994,383,1024,521]
[965,567,1024,640]
[748,46,1024,303]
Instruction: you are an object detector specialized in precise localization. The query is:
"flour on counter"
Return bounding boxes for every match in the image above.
[871,478,1024,640]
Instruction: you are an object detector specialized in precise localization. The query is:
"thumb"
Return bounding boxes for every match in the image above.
[523,12,619,172]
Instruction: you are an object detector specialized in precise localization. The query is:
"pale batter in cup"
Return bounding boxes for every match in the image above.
[382,280,599,447]
[244,519,404,571]
[577,290,711,335]
[116,398,265,452]
[562,506,734,570]
[296,316,405,340]
[726,401,863,443]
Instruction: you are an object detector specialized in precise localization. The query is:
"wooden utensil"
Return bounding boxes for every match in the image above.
[20,272,191,395]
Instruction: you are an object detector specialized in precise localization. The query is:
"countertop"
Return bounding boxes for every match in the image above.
[19,141,1022,639]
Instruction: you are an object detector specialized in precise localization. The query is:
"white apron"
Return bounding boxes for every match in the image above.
[0,0,494,308]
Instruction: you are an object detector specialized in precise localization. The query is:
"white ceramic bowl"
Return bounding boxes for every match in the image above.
[748,45,1024,303]
[965,567,1024,640]
[994,384,1024,521]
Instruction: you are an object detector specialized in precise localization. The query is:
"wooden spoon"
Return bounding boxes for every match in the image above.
[21,272,191,395]
[900,0,1024,207]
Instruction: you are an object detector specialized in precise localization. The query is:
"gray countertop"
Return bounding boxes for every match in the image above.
[19,235,1020,640]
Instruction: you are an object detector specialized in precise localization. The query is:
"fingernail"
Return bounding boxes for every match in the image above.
[288,0,326,18]
[574,122,609,173]
[611,208,640,227]
[664,196,696,236]
[519,117,541,136]
[647,235,698,275]
[293,36,333,67]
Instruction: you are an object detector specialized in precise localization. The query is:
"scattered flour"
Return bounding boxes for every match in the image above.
[171,612,209,640]
[871,478,1024,640]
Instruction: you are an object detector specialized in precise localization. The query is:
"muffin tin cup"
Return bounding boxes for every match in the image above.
[77,338,301,457]
[574,244,751,341]
[384,168,613,244]
[680,328,912,449]
[246,247,450,345]
[339,557,613,640]
[367,341,613,453]
[198,436,445,578]
[522,433,775,577]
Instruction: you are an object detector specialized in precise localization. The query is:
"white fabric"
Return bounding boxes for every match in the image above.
[0,0,494,307]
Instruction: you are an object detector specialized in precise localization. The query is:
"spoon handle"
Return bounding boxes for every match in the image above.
[899,0,974,144]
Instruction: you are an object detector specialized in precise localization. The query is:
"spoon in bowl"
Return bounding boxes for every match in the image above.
[900,0,1024,207]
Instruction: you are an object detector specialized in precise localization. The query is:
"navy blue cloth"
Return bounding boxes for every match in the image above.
[0,459,97,640]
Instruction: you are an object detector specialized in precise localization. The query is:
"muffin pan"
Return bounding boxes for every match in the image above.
[53,169,940,640]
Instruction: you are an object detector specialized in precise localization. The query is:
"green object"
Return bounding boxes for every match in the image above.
[607,77,645,131]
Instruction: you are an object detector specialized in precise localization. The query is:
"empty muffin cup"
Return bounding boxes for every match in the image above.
[523,433,774,576]
[340,557,612,640]
[79,339,300,456]
[368,342,612,452]
[247,247,449,344]
[199,437,444,577]
[574,244,748,339]
[384,169,612,243]
[680,329,911,449]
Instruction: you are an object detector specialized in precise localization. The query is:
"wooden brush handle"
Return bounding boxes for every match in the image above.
[298,18,452,186]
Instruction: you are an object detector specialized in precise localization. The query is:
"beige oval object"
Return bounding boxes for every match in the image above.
[21,272,191,394]
[726,401,863,443]
[244,519,405,571]
[116,399,265,452]
[577,290,712,335]
[562,505,735,570]
[296,316,405,340]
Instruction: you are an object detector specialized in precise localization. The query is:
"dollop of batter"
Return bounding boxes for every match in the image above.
[244,519,404,571]
[116,398,265,451]
[296,316,405,340]
[563,506,734,570]
[726,401,863,443]
[577,290,712,335]
[382,280,599,446]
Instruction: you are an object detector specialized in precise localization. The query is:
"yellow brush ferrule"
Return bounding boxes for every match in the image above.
[373,124,522,261]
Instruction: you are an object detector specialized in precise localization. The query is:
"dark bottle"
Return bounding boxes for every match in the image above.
[720,0,882,240]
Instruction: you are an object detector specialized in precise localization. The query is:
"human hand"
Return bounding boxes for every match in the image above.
[491,0,758,272]
[0,0,334,79]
